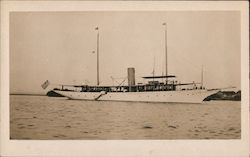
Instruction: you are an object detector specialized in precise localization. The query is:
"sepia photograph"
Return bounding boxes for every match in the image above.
[10,11,241,140]
[1,1,249,157]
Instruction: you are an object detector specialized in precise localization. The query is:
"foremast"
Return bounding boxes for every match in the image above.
[95,27,100,86]
[163,22,168,84]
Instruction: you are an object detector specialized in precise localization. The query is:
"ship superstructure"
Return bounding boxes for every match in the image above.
[53,67,218,103]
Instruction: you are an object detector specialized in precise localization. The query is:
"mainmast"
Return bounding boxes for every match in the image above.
[163,22,168,84]
[95,27,100,86]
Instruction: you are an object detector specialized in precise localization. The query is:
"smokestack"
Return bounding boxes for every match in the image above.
[127,67,135,91]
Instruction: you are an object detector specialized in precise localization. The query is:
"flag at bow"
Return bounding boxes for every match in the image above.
[41,80,50,89]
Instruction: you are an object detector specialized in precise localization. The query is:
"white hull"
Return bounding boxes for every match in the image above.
[53,89,219,103]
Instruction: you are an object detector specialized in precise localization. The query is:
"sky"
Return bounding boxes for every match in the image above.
[10,11,241,94]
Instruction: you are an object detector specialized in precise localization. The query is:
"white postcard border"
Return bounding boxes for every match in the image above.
[1,1,249,157]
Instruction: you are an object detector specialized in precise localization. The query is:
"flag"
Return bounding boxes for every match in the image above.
[162,23,166,25]
[95,27,99,30]
[41,80,50,89]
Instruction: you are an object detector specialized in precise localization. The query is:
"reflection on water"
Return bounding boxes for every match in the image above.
[10,95,241,140]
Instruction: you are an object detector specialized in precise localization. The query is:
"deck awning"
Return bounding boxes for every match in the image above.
[142,75,176,79]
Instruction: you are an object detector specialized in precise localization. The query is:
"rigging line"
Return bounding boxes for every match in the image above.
[110,77,123,86]
[170,47,203,73]
[110,76,128,87]
[118,77,127,87]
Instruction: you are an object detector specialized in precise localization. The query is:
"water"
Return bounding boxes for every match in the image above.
[10,95,241,140]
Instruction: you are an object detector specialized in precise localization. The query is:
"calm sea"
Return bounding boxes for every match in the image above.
[10,95,241,140]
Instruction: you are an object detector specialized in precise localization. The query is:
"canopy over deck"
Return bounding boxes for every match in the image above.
[142,75,176,79]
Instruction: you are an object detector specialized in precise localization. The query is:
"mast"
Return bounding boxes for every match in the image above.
[201,65,204,88]
[95,27,100,86]
[163,22,168,84]
[153,56,155,81]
